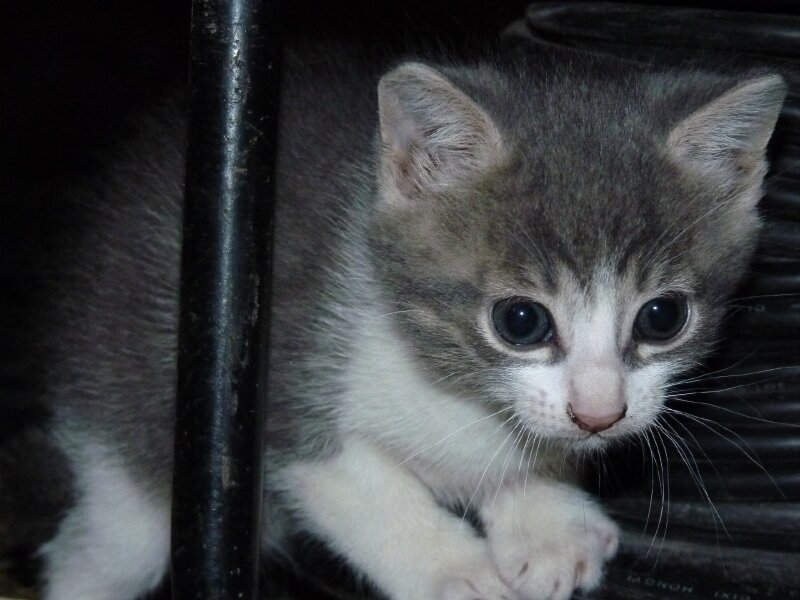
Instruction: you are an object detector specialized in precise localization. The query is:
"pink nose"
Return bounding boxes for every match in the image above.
[567,403,626,433]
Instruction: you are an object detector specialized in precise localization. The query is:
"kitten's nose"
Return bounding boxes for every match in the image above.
[568,361,626,433]
[567,403,626,433]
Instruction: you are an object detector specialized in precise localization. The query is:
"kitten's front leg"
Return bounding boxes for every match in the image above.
[40,446,170,600]
[480,478,618,600]
[283,437,514,600]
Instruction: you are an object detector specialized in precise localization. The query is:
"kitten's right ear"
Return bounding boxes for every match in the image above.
[377,62,504,205]
[667,74,786,202]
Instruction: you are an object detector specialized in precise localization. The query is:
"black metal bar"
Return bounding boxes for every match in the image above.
[171,0,280,598]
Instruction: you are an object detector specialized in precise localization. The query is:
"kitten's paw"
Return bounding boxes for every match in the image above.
[490,524,616,600]
[40,452,170,600]
[436,559,515,600]
[483,481,618,600]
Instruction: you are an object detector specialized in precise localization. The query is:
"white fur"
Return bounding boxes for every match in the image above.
[276,271,698,599]
[280,296,626,600]
[40,445,170,600]
[339,310,529,498]
[284,438,514,600]
[481,478,619,600]
[494,270,697,448]
[499,283,620,441]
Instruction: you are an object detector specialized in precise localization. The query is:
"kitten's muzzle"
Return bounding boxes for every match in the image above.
[567,403,627,433]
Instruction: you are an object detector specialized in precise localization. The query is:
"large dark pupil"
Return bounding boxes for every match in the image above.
[506,302,540,337]
[645,299,679,333]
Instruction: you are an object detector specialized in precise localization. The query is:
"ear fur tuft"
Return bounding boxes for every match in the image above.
[667,74,786,203]
[377,62,504,203]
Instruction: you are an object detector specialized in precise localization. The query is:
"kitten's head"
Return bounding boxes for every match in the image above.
[369,57,785,450]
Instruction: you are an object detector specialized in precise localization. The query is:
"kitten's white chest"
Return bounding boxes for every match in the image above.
[337,309,528,499]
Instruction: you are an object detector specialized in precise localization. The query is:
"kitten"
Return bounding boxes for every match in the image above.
[32,44,784,600]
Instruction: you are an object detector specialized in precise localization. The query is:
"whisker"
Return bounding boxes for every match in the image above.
[377,308,426,317]
[665,376,779,398]
[430,371,463,386]
[638,430,657,539]
[393,405,514,469]
[513,430,534,539]
[727,291,800,303]
[662,413,724,483]
[657,420,722,527]
[491,418,528,509]
[523,431,544,502]
[516,430,533,482]
[668,396,800,428]
[661,358,789,387]
[644,429,667,568]
[663,407,786,499]
[655,420,731,567]
[643,428,671,566]
[460,413,521,529]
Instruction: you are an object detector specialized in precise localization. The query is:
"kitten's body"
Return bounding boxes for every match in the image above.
[28,43,784,600]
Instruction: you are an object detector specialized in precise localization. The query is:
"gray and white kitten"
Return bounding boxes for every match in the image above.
[35,46,785,600]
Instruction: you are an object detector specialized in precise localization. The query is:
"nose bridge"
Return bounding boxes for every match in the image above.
[572,361,621,405]
[566,287,627,430]
[567,291,620,379]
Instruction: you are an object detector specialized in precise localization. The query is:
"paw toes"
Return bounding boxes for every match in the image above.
[544,575,573,600]
[440,573,515,600]
[589,520,620,559]
[574,560,586,586]
[573,555,604,592]
[495,551,608,600]
[602,532,620,558]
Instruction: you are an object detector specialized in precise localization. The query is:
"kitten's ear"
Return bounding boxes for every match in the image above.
[667,74,786,201]
[377,62,504,203]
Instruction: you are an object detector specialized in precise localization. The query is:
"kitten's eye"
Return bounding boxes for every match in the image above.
[491,298,553,346]
[634,295,688,342]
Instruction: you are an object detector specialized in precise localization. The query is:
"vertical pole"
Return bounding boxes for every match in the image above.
[171,0,280,598]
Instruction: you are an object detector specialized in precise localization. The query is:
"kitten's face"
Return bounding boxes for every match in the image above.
[371,59,784,450]
[476,264,701,450]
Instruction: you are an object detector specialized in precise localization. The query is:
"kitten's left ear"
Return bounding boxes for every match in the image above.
[667,74,786,203]
[377,62,504,204]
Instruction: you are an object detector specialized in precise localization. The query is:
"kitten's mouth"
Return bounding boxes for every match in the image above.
[568,429,622,451]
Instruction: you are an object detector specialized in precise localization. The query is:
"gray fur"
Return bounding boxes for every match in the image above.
[32,43,784,598]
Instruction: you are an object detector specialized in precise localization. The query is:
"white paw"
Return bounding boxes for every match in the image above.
[482,480,618,600]
[436,557,516,600]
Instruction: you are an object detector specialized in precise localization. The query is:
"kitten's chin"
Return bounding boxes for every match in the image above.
[569,433,613,453]
[557,428,631,453]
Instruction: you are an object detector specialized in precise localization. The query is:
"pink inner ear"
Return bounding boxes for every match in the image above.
[666,74,785,188]
[386,114,423,178]
[383,106,420,158]
[376,62,505,200]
